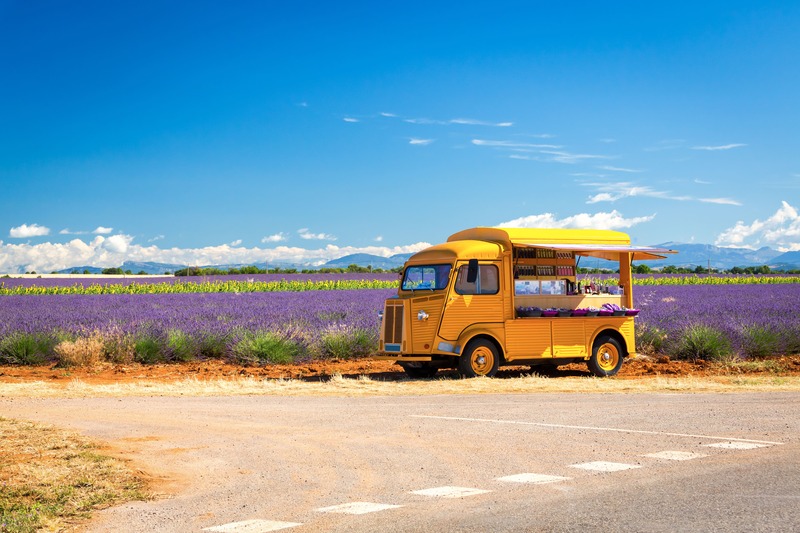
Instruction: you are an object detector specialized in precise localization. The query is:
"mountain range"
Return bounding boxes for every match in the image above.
[54,244,799,275]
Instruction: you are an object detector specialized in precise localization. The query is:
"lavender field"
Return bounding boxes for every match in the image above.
[634,284,800,359]
[0,289,393,365]
[1,284,798,366]
[0,272,398,291]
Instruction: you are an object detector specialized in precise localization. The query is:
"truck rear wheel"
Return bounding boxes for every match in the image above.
[588,335,624,377]
[458,339,499,378]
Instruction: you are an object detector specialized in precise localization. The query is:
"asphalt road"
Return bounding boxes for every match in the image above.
[3,393,799,532]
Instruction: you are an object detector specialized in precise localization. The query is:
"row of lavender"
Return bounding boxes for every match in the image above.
[1,285,798,366]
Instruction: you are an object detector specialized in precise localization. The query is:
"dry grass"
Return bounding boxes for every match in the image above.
[1,372,799,399]
[0,417,150,532]
[53,332,106,368]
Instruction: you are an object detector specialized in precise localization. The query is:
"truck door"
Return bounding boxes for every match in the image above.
[438,261,504,341]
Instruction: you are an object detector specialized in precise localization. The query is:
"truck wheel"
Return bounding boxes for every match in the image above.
[399,362,438,379]
[588,335,624,377]
[458,339,499,378]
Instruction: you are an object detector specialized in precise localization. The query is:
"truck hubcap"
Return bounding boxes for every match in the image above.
[470,347,494,375]
[597,343,619,371]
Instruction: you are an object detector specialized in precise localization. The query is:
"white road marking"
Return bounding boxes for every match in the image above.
[644,451,708,461]
[315,502,402,515]
[202,519,302,532]
[704,441,772,450]
[411,486,491,498]
[496,473,571,484]
[411,415,784,445]
[570,461,642,472]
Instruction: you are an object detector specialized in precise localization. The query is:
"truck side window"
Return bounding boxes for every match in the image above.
[455,264,499,295]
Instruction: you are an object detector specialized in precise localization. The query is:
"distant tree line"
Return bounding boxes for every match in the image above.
[578,264,799,275]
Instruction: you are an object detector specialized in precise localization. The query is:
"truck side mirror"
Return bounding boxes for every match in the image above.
[467,259,478,284]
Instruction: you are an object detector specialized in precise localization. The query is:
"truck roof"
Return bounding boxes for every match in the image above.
[406,240,503,263]
[447,227,676,261]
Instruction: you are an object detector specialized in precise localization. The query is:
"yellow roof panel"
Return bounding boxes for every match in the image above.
[448,227,632,247]
[447,227,676,261]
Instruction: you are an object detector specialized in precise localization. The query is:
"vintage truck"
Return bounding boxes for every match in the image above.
[375,227,675,378]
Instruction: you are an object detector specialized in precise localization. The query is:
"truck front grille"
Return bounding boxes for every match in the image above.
[383,301,404,347]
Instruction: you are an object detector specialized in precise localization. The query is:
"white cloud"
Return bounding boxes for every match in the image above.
[497,210,656,230]
[403,117,512,127]
[298,228,337,241]
[450,118,513,127]
[472,139,562,150]
[715,201,800,251]
[525,133,556,139]
[597,165,641,173]
[409,138,434,145]
[100,234,133,254]
[374,235,383,242]
[570,172,608,178]
[148,235,165,242]
[691,143,747,151]
[343,117,359,123]
[261,233,287,243]
[230,239,242,247]
[0,236,432,274]
[584,181,740,205]
[586,193,619,203]
[699,197,743,206]
[539,150,614,164]
[60,227,118,236]
[380,112,397,117]
[9,223,50,238]
[472,140,612,164]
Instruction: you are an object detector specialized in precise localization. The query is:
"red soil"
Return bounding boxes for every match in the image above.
[2,354,800,386]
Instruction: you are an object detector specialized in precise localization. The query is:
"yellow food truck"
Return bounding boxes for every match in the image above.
[375,227,675,378]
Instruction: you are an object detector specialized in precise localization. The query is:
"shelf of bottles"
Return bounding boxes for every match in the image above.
[513,248,576,279]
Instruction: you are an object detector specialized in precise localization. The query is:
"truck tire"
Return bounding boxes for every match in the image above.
[458,339,499,378]
[399,362,438,379]
[587,335,624,377]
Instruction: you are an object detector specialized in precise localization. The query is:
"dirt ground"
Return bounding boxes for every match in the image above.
[2,354,800,386]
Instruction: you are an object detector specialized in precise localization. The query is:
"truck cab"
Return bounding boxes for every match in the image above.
[375,227,675,378]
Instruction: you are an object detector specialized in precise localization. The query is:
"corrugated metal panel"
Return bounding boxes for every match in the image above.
[552,320,587,358]
[619,318,635,352]
[410,295,444,352]
[505,320,552,359]
[438,294,504,340]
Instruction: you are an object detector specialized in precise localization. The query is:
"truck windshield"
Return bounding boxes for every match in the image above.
[401,264,452,291]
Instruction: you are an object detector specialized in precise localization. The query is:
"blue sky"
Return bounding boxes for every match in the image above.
[2,1,799,272]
